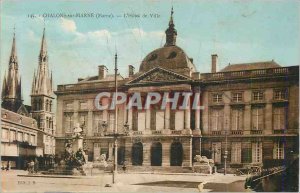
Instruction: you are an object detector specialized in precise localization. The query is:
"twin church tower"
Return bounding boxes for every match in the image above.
[2,28,54,134]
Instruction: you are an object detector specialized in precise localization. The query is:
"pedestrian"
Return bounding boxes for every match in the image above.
[5,161,10,171]
[34,158,39,173]
[28,160,34,174]
[122,161,127,173]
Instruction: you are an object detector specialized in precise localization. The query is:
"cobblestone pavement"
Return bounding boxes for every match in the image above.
[1,170,248,192]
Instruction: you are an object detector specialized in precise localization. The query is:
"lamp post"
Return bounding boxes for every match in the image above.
[224,118,228,175]
[112,52,118,184]
[104,53,119,185]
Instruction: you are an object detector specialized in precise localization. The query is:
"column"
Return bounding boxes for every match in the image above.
[165,104,170,130]
[184,109,191,129]
[244,105,251,134]
[108,142,113,160]
[265,103,273,135]
[182,137,192,167]
[128,108,132,130]
[162,142,171,166]
[124,140,132,165]
[143,142,151,166]
[146,109,151,130]
[87,110,93,136]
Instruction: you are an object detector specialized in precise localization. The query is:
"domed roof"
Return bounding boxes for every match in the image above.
[139,45,196,73]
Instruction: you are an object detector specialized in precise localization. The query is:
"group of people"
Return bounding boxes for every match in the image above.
[1,161,11,171]
[27,158,39,174]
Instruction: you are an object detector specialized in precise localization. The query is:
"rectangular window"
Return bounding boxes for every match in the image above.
[273,107,286,130]
[212,93,223,103]
[231,108,243,130]
[31,135,35,144]
[24,133,29,142]
[17,132,23,141]
[79,113,88,132]
[232,92,243,102]
[231,142,242,163]
[64,113,74,133]
[175,111,184,130]
[273,141,284,159]
[93,112,104,133]
[253,91,264,101]
[274,89,288,100]
[251,107,264,130]
[242,144,252,163]
[108,112,115,131]
[10,130,16,141]
[2,129,8,139]
[211,142,222,164]
[210,109,223,131]
[252,142,262,163]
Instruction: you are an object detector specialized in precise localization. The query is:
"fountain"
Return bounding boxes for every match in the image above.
[42,123,87,176]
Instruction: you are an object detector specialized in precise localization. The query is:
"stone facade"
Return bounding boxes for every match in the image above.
[54,8,299,169]
[1,28,55,163]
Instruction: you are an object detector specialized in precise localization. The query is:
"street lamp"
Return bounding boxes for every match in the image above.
[224,117,228,175]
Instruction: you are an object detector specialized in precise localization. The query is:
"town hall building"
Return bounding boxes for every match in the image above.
[54,8,299,170]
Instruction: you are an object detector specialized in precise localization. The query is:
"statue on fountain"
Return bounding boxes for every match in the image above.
[73,123,83,139]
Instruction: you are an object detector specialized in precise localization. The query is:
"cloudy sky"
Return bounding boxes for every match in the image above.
[1,0,299,105]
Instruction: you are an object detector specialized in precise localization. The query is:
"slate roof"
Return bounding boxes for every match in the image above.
[220,61,281,72]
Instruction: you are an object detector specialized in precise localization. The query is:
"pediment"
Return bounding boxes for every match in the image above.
[127,67,190,85]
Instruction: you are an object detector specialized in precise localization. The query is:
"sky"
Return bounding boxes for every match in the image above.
[1,0,299,105]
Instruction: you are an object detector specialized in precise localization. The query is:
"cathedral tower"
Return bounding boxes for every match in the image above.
[31,28,55,137]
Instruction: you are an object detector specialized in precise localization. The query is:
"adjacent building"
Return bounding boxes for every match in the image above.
[1,28,56,168]
[54,8,299,169]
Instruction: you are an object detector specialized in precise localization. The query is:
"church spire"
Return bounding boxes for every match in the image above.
[165,6,177,47]
[10,27,18,65]
[40,27,47,58]
[31,27,52,96]
[2,29,23,112]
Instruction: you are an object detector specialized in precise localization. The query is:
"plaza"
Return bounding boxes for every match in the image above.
[1,170,247,192]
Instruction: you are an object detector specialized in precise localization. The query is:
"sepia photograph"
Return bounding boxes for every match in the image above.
[0,0,299,192]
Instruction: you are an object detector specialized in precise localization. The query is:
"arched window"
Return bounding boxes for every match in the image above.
[45,117,49,129]
[46,100,49,111]
[49,101,52,112]
[49,118,52,129]
[36,100,40,111]
[39,99,42,110]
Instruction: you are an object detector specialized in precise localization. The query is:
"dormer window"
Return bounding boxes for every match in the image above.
[167,51,177,59]
[148,54,157,62]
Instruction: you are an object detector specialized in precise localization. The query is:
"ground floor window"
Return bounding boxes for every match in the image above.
[252,142,262,163]
[231,142,241,163]
[273,141,285,159]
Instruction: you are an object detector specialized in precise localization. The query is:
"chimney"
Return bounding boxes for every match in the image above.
[128,65,135,77]
[211,54,218,73]
[98,65,108,80]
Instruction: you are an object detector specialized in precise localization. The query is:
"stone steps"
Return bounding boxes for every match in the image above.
[123,166,193,173]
